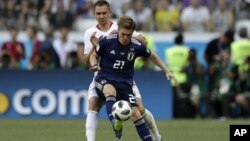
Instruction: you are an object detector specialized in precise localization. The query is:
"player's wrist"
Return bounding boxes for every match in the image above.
[90,63,98,68]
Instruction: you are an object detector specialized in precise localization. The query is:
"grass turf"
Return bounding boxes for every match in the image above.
[0,119,249,141]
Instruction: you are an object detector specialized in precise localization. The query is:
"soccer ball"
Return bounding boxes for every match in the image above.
[112,100,132,121]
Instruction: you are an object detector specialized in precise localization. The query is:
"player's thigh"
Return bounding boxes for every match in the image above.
[88,80,103,112]
[95,78,116,97]
[133,82,145,115]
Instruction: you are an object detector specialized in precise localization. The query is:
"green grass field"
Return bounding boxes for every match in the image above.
[0,119,249,141]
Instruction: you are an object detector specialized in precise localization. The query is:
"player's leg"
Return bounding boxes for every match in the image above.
[133,83,162,141]
[131,106,152,141]
[86,80,103,141]
[95,78,122,139]
[119,84,152,141]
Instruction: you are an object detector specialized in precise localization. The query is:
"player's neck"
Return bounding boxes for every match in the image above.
[97,21,113,32]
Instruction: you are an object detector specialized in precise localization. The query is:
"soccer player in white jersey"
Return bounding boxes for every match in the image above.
[83,1,162,141]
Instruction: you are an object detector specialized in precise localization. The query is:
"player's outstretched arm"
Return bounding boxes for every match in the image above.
[149,52,179,85]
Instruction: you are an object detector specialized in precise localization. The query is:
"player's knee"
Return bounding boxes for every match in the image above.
[138,106,145,117]
[136,99,146,116]
[131,107,143,121]
[88,97,102,111]
[139,107,145,116]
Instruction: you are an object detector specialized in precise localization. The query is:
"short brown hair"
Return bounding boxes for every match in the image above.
[117,16,136,31]
[93,0,111,11]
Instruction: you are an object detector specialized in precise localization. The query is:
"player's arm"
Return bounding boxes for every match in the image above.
[83,30,93,65]
[83,32,104,65]
[89,34,105,72]
[83,30,100,65]
[149,52,179,85]
[83,49,94,65]
[89,50,101,72]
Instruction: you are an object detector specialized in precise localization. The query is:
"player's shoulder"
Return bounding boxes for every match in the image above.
[85,26,98,34]
[85,25,99,34]
[105,34,117,40]
[131,38,142,46]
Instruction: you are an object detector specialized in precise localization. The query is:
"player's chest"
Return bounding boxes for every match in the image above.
[104,47,136,62]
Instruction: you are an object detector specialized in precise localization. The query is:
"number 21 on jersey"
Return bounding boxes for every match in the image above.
[113,60,125,69]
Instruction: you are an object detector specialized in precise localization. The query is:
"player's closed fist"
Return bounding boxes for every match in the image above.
[89,64,101,72]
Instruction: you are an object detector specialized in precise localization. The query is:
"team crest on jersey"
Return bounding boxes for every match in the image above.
[127,52,135,61]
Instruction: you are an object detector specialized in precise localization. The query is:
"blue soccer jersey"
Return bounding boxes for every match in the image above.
[95,34,151,85]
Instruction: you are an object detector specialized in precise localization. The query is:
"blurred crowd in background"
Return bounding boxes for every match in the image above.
[0,0,250,119]
[0,0,250,32]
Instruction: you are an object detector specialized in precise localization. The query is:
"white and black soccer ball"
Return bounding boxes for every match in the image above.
[112,100,132,121]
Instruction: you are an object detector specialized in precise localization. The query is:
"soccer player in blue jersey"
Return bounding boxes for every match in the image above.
[89,16,178,141]
[84,1,164,141]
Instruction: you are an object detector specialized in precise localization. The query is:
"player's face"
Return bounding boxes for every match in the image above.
[118,28,133,46]
[94,5,111,25]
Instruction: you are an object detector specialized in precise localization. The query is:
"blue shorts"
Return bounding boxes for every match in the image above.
[95,77,138,107]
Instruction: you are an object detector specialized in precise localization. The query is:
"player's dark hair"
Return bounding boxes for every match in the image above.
[238,27,248,38]
[117,16,136,31]
[174,33,183,45]
[93,0,111,11]
[223,29,234,42]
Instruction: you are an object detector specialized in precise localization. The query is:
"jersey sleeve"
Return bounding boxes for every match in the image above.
[136,44,151,58]
[83,29,94,54]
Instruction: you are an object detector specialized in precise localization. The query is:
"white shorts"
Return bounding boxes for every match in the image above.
[87,79,142,100]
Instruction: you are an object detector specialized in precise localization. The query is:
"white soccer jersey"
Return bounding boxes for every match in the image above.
[83,21,140,54]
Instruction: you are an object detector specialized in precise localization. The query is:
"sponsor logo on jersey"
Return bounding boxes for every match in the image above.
[110,50,116,54]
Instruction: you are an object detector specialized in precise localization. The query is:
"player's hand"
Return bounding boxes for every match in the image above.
[166,72,179,86]
[90,32,103,48]
[89,64,101,72]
